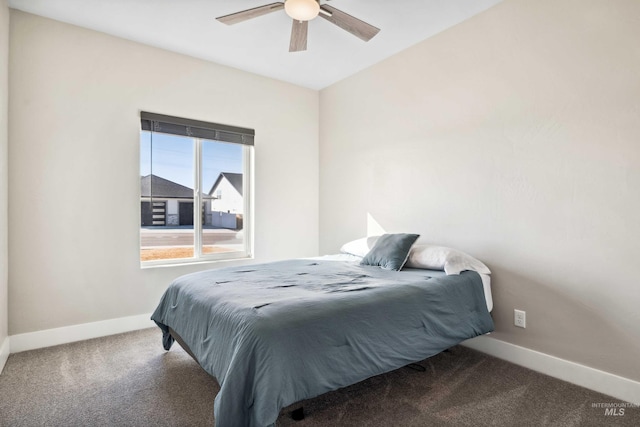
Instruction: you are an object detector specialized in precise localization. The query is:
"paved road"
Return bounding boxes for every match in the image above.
[141,228,242,247]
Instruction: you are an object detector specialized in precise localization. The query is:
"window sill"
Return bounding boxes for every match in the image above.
[140,253,253,269]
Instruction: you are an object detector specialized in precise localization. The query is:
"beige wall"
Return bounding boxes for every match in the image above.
[320,0,640,381]
[8,11,319,335]
[0,0,9,347]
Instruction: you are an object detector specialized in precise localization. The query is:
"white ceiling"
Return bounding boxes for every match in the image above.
[8,0,502,90]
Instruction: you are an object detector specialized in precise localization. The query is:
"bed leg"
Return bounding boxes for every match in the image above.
[291,407,305,421]
[406,363,426,372]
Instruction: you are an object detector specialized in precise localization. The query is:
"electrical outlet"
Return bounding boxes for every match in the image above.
[514,309,526,328]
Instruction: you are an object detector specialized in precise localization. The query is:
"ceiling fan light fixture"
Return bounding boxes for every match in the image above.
[284,0,320,21]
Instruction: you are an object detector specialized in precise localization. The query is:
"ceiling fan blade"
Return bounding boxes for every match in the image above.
[289,20,308,52]
[319,5,380,42]
[217,2,284,25]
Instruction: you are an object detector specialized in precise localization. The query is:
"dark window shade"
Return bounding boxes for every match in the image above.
[140,112,254,146]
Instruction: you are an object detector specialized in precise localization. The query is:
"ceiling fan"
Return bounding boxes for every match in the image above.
[216,0,380,52]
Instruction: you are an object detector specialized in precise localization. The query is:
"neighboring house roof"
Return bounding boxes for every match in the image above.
[208,172,243,196]
[141,174,193,198]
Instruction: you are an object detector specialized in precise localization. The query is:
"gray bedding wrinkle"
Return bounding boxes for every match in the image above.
[151,259,494,427]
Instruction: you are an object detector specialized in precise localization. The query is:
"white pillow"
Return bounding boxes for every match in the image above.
[339,236,380,258]
[405,245,491,275]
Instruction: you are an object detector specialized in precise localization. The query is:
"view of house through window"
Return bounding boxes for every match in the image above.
[140,113,253,264]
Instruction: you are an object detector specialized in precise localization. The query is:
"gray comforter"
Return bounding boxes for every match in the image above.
[151,259,494,427]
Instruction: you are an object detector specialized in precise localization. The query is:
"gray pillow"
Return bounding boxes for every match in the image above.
[360,233,420,271]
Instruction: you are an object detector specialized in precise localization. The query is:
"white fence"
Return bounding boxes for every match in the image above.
[211,211,238,229]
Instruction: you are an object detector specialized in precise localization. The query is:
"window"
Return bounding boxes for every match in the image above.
[140,112,254,265]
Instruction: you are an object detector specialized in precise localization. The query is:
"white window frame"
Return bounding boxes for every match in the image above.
[140,112,254,267]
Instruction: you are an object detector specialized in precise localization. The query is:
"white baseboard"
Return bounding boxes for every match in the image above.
[462,335,640,405]
[0,336,9,374]
[9,313,154,354]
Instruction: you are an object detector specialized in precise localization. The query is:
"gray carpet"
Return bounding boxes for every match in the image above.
[0,328,637,426]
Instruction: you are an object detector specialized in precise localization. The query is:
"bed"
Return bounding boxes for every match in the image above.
[151,247,494,427]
